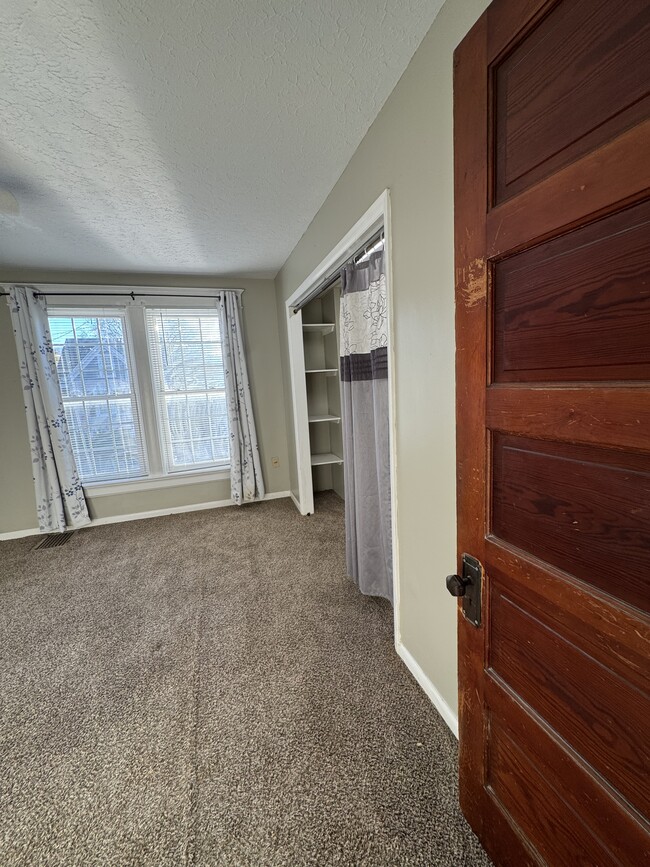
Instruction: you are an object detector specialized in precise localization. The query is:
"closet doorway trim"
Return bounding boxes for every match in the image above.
[284,189,401,646]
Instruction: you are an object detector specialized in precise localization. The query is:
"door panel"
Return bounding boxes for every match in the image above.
[484,538,650,690]
[454,1,650,863]
[491,433,650,611]
[493,200,650,382]
[486,721,616,867]
[493,0,650,202]
[485,690,650,867]
[489,586,649,815]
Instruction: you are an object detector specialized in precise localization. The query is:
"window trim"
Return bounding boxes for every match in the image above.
[46,290,232,489]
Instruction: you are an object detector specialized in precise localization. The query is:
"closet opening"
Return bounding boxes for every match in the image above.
[285,190,397,613]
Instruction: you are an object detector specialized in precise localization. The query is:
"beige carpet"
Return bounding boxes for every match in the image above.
[0,492,490,866]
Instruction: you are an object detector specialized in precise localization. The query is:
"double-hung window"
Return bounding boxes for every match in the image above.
[49,311,147,482]
[145,309,229,472]
[48,301,230,490]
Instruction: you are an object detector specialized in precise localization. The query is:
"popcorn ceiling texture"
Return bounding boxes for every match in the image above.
[0,0,444,275]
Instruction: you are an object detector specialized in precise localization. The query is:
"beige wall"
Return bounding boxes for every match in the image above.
[275,0,491,716]
[0,271,290,533]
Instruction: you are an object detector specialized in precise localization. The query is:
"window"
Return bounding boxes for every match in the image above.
[49,311,146,482]
[146,309,229,472]
[48,302,230,488]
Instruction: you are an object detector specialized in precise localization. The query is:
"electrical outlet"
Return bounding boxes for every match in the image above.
[271,456,280,468]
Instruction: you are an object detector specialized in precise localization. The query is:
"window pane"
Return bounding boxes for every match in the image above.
[158,342,184,391]
[147,308,229,471]
[79,343,108,395]
[48,311,146,483]
[99,317,125,343]
[208,393,230,462]
[73,317,99,340]
[184,345,207,389]
[103,344,130,394]
[172,441,194,465]
[188,395,211,438]
[160,317,181,342]
[204,344,225,389]
[179,317,201,341]
[166,395,190,441]
[200,317,220,341]
[49,317,74,344]
[193,439,214,462]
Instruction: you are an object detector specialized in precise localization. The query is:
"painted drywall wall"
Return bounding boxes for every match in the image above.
[0,272,289,533]
[275,0,491,716]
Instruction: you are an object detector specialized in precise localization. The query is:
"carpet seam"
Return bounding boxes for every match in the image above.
[183,571,203,866]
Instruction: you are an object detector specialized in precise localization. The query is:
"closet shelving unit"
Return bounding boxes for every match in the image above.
[301,283,345,497]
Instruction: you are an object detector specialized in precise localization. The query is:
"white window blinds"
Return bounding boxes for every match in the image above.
[145,308,230,472]
[48,311,147,482]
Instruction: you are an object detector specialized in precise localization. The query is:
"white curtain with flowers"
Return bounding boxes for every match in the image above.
[218,290,265,504]
[7,287,90,533]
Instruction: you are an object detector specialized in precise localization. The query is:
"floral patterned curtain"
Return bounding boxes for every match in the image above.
[7,287,90,533]
[218,291,265,504]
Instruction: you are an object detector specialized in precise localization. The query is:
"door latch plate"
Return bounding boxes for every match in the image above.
[461,553,482,627]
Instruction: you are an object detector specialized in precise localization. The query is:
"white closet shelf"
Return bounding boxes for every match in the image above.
[305,368,338,376]
[311,452,344,467]
[308,414,341,424]
[302,323,335,334]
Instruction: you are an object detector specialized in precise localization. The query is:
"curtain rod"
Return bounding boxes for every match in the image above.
[291,228,384,314]
[0,288,244,300]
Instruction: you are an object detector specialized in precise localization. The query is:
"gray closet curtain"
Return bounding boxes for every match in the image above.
[340,249,393,602]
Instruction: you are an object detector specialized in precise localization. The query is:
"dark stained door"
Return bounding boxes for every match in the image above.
[453,1,650,864]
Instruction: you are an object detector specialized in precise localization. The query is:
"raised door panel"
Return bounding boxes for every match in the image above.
[484,685,650,866]
[493,0,650,203]
[486,721,618,866]
[488,583,649,817]
[491,432,650,612]
[492,200,650,382]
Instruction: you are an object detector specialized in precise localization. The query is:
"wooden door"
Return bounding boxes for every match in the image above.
[453,1,650,864]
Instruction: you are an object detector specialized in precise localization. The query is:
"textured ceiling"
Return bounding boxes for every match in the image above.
[0,0,444,276]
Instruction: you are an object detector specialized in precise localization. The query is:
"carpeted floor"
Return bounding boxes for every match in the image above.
[0,492,490,866]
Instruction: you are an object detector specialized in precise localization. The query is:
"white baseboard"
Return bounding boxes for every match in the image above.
[0,491,291,541]
[0,526,41,541]
[397,641,459,738]
[289,491,302,513]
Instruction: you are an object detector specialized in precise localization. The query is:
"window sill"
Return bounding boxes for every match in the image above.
[85,467,230,498]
